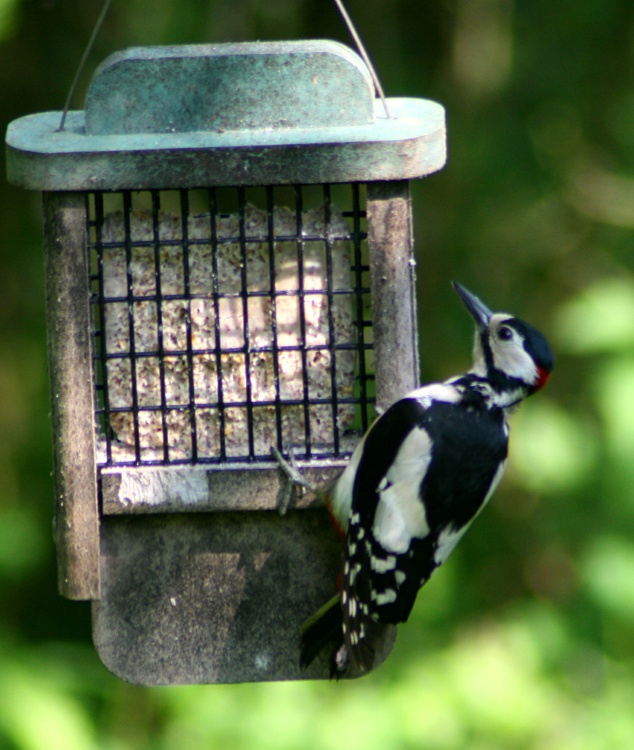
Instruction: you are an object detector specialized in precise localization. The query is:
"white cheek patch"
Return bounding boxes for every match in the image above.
[490,314,538,384]
[372,426,432,554]
[493,345,538,383]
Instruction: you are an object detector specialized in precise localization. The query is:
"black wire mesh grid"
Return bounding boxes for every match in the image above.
[88,183,375,469]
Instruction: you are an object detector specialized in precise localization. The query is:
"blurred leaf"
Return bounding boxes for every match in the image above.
[0,0,19,43]
[555,278,634,354]
[593,355,634,463]
[0,505,48,578]
[0,662,97,750]
[509,399,596,493]
[581,536,634,624]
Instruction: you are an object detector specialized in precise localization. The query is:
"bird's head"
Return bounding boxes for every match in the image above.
[453,281,554,403]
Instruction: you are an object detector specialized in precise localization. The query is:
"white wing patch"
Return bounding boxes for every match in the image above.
[408,382,462,409]
[372,426,432,554]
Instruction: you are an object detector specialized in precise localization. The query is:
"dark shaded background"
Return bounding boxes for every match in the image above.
[1,1,634,748]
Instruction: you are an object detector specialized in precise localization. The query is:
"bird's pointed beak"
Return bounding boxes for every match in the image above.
[452,281,493,331]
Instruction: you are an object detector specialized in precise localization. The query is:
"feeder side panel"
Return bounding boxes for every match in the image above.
[92,510,395,685]
[43,192,100,600]
[366,181,419,411]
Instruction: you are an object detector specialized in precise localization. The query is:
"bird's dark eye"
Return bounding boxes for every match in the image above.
[498,326,514,341]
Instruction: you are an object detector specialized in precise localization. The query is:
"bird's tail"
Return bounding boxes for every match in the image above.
[300,595,393,678]
[300,595,345,673]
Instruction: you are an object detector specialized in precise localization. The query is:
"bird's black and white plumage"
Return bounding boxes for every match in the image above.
[299,281,554,677]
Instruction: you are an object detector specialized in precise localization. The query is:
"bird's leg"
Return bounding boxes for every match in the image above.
[271,445,317,516]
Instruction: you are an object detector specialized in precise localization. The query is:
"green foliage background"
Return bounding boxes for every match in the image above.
[2,1,634,747]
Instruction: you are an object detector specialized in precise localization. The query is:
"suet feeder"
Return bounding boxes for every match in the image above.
[6,40,446,684]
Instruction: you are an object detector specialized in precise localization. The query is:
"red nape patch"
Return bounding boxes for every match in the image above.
[535,367,551,390]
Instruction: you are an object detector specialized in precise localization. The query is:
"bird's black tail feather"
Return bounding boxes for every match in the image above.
[301,595,396,678]
[299,595,344,671]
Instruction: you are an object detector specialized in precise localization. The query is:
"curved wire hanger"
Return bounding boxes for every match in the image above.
[57,0,390,132]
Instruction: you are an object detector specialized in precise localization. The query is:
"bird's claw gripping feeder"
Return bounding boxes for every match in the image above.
[6,40,446,684]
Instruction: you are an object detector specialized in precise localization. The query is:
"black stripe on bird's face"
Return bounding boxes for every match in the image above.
[482,315,554,395]
[509,318,554,391]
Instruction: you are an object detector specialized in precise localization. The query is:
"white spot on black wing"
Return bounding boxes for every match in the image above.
[374,589,397,606]
[370,554,396,573]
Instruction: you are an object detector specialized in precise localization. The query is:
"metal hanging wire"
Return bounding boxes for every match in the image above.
[57,0,391,132]
[333,0,391,119]
[57,0,114,132]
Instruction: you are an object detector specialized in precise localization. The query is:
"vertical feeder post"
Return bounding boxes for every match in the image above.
[6,41,446,684]
[43,192,100,600]
[366,181,418,412]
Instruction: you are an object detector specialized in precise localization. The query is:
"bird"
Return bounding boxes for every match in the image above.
[277,281,554,678]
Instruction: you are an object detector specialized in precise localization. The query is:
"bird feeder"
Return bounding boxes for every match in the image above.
[6,40,446,684]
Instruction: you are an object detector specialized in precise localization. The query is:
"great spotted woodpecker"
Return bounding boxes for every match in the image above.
[293,281,554,677]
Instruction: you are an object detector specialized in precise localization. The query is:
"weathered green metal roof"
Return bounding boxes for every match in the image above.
[6,40,446,191]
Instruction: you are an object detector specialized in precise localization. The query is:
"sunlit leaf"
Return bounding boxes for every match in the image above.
[593,355,634,463]
[0,664,97,750]
[509,399,596,492]
[555,278,634,354]
[581,536,634,623]
[0,0,19,42]
[0,505,48,578]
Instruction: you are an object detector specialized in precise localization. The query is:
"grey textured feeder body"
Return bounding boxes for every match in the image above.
[6,41,446,684]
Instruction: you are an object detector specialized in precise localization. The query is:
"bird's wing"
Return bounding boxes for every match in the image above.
[340,397,433,669]
[340,394,509,671]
